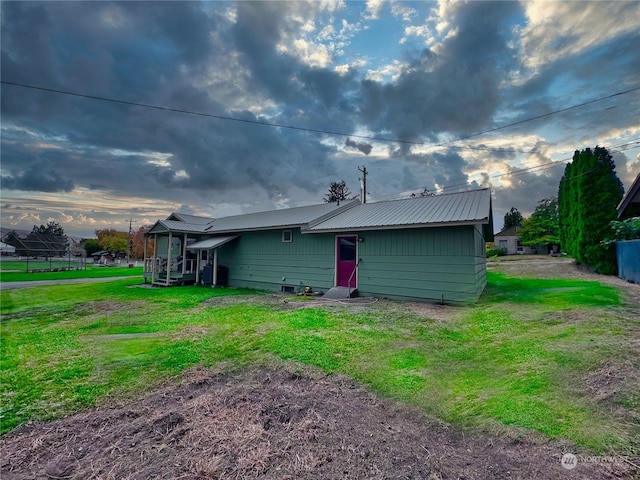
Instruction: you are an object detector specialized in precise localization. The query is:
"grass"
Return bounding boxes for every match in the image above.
[0,263,143,282]
[1,272,637,455]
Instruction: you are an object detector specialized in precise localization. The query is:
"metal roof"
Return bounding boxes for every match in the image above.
[187,235,238,250]
[205,201,356,233]
[304,189,492,233]
[617,172,640,219]
[147,219,212,235]
[167,213,214,225]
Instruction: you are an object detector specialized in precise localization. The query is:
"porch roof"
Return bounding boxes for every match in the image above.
[186,235,238,250]
[147,219,212,235]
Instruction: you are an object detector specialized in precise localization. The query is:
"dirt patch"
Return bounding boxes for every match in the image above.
[1,364,632,480]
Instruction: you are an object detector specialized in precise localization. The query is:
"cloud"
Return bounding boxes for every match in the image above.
[345,138,372,155]
[1,1,638,237]
[519,1,640,72]
[359,1,523,151]
[2,160,74,192]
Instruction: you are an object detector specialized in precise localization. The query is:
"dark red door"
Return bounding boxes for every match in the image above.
[336,236,357,287]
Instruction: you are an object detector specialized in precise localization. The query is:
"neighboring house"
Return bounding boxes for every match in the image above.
[92,250,115,265]
[144,188,494,303]
[493,225,537,255]
[617,172,640,220]
[616,173,640,283]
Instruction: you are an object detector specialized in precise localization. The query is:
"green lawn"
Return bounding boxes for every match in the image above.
[1,272,637,455]
[0,263,143,282]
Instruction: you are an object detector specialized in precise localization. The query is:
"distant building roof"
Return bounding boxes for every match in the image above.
[2,232,68,255]
[617,172,640,219]
[495,225,522,237]
[304,189,492,233]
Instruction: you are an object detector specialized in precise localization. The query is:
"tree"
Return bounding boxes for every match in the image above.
[131,226,154,258]
[518,197,560,252]
[31,221,67,238]
[558,146,624,274]
[503,207,523,229]
[29,220,68,256]
[410,188,435,198]
[80,238,102,256]
[324,180,353,203]
[95,229,128,256]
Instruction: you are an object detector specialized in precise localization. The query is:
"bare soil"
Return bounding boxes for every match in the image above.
[2,256,638,479]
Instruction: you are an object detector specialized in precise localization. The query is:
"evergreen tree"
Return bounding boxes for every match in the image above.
[558,146,623,274]
[324,180,353,203]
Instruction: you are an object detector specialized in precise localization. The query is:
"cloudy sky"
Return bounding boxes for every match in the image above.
[2,0,639,238]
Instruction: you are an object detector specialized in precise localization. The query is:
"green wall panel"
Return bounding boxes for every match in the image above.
[216,224,487,302]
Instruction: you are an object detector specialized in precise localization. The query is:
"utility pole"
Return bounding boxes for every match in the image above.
[358,165,368,204]
[127,218,132,265]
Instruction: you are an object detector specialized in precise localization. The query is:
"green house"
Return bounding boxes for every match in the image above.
[145,188,493,303]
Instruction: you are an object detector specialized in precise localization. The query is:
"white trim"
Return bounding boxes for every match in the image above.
[282,229,293,243]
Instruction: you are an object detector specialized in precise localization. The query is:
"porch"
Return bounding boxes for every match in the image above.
[143,228,237,287]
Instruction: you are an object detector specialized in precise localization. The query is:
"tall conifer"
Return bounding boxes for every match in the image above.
[557,146,623,274]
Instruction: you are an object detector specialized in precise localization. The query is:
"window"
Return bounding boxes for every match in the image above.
[499,240,507,249]
[339,237,356,261]
[282,230,292,243]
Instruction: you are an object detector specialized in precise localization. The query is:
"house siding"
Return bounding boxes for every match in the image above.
[356,225,486,303]
[217,229,336,292]
[218,224,487,303]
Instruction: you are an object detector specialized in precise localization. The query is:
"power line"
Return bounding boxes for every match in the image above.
[373,139,639,201]
[0,80,430,146]
[438,85,640,146]
[3,80,638,155]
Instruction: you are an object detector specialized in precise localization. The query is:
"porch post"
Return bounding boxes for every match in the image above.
[152,233,157,283]
[195,248,201,285]
[182,233,187,274]
[212,248,218,287]
[143,235,148,283]
[166,232,172,286]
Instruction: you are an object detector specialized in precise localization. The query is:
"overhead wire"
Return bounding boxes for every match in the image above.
[2,80,638,202]
[2,80,639,155]
[437,85,640,146]
[373,139,640,201]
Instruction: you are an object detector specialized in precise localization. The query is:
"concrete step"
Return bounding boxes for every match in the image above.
[323,286,358,299]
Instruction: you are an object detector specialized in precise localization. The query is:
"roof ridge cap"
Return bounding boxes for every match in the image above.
[305,199,361,229]
[369,187,489,205]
